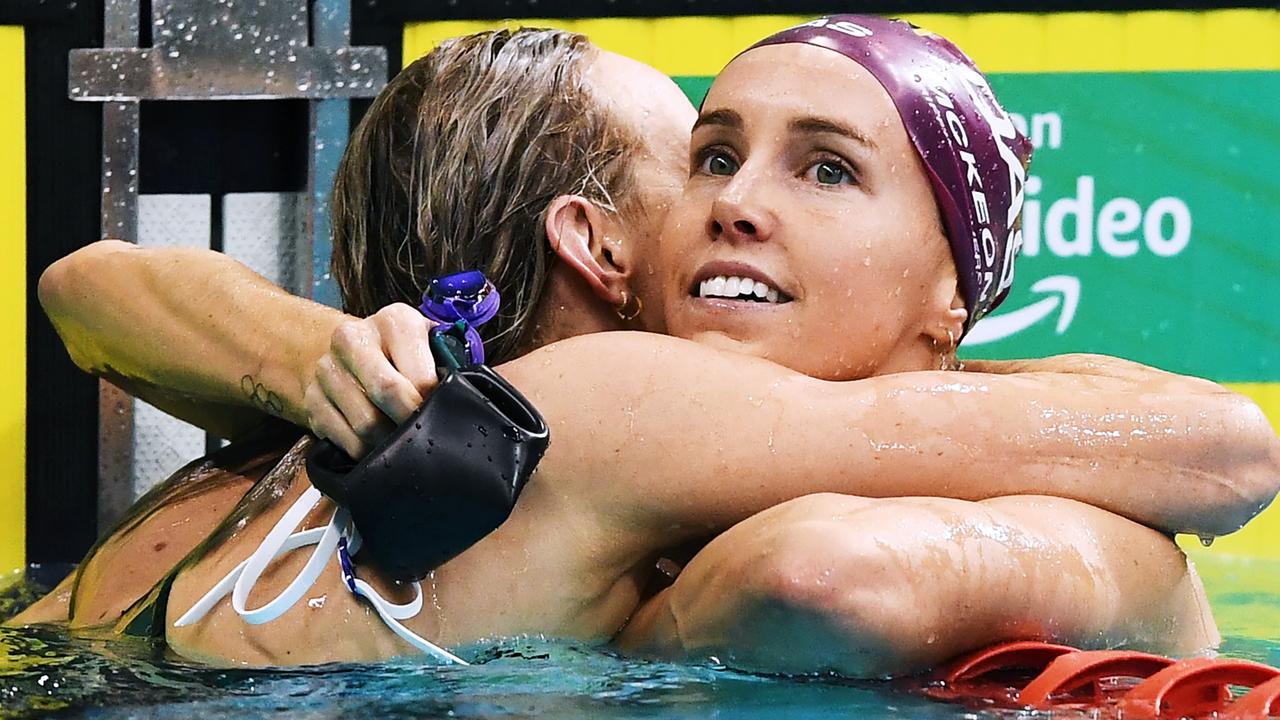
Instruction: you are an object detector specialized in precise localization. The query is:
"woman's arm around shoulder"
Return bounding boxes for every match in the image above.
[501,334,1280,546]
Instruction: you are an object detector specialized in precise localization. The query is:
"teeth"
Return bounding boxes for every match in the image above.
[697,275,784,303]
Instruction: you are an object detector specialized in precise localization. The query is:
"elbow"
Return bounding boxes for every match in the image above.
[1192,394,1280,537]
[38,240,136,315]
[38,240,137,373]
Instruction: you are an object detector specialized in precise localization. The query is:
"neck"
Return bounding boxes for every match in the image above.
[874,334,958,375]
[523,264,626,352]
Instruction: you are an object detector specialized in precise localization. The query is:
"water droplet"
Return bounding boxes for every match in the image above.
[1198,534,1215,547]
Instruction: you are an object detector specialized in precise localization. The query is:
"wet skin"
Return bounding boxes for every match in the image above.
[658,44,965,380]
[17,40,1277,672]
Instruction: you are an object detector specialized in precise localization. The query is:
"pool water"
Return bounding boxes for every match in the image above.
[2,555,1278,720]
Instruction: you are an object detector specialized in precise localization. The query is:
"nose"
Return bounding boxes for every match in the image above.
[709,176,775,244]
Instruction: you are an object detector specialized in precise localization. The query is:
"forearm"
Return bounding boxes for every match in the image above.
[513,333,1280,542]
[807,368,1279,536]
[616,494,1217,676]
[39,240,347,435]
[961,355,1279,533]
[963,353,1219,389]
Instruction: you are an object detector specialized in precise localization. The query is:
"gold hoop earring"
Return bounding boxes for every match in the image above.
[615,291,643,321]
[932,333,959,371]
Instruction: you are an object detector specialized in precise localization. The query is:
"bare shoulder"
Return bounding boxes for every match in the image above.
[497,331,801,411]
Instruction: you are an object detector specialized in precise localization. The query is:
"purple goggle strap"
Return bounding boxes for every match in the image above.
[418,278,501,365]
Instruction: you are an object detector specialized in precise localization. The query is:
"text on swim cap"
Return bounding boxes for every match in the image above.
[800,17,874,39]
[922,76,999,304]
[953,65,1029,305]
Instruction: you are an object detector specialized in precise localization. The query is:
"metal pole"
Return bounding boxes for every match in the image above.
[96,0,142,532]
[307,0,353,308]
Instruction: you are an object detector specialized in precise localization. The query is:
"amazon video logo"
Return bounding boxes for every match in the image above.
[966,109,1193,347]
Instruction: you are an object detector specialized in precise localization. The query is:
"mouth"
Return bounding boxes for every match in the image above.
[691,265,793,305]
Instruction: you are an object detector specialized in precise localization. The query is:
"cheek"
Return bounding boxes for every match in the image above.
[661,190,712,247]
[802,222,937,324]
[641,181,682,219]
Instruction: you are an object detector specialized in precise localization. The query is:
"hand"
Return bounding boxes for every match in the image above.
[302,303,439,458]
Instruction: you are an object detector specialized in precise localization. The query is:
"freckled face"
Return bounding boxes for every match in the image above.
[656,44,958,379]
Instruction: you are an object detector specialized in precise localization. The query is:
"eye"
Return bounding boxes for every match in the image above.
[810,159,853,186]
[700,150,739,177]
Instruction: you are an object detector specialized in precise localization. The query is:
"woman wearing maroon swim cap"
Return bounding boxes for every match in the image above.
[658,15,1032,377]
[620,17,1226,671]
[26,22,1278,673]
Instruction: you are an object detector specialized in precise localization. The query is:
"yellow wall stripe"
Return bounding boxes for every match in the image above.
[0,25,25,582]
[404,10,1280,74]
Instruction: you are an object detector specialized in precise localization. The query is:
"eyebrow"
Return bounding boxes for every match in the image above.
[691,108,742,133]
[789,116,878,151]
[692,109,877,151]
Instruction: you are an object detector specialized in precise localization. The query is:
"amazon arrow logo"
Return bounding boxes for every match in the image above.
[965,275,1080,346]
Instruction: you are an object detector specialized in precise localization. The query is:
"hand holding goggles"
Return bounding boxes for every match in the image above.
[307,270,548,581]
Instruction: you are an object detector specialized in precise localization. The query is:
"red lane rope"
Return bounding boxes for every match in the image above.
[921,641,1280,719]
[1018,649,1174,709]
[1222,674,1280,719]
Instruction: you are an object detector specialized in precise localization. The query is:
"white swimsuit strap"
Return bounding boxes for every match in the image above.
[173,485,468,665]
[172,525,328,628]
[347,576,466,663]
[231,486,342,625]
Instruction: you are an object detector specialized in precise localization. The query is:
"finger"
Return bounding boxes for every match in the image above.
[331,319,425,425]
[303,381,366,458]
[375,306,439,404]
[315,354,396,449]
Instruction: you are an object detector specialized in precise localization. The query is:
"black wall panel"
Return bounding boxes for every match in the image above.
[21,0,103,563]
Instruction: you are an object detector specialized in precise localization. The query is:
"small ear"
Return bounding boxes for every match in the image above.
[544,195,628,304]
[924,284,969,351]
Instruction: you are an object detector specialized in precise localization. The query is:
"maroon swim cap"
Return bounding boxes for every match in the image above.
[749,16,1033,331]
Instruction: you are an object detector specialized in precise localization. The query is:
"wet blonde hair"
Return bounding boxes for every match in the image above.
[330,28,641,363]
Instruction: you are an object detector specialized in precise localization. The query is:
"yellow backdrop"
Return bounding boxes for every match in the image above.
[1,25,26,582]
